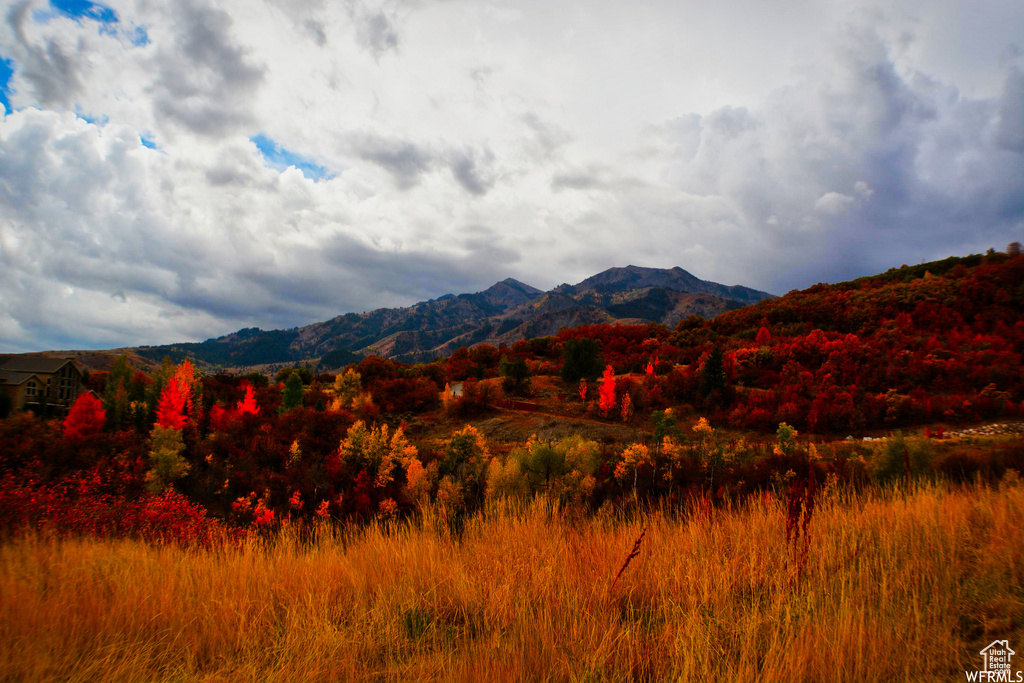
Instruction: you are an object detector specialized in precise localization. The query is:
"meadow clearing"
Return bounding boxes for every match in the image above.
[2,475,1021,682]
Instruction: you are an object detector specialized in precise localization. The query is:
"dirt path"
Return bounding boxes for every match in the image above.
[472,406,650,443]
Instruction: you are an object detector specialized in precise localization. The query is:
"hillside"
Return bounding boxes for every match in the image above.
[134,267,773,369]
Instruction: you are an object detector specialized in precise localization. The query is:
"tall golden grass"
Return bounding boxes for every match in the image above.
[2,477,1022,682]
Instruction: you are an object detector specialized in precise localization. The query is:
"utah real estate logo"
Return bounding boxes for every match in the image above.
[967,640,1021,682]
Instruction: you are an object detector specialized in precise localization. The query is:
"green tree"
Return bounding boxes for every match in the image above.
[282,372,305,412]
[518,440,566,493]
[498,355,531,395]
[103,354,133,430]
[440,425,492,511]
[700,345,727,398]
[275,366,313,385]
[561,338,603,382]
[146,425,189,493]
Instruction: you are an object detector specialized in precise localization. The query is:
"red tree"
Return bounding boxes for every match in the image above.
[236,383,260,415]
[170,359,197,417]
[155,377,188,430]
[63,392,106,441]
[599,365,616,416]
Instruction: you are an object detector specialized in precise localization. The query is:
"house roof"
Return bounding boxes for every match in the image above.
[0,369,45,386]
[0,356,76,375]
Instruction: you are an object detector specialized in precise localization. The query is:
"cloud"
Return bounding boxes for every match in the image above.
[357,10,398,57]
[641,21,1024,291]
[995,66,1024,152]
[3,1,83,108]
[348,132,435,189]
[814,192,856,215]
[0,108,517,351]
[0,1,1022,352]
[448,146,496,195]
[149,0,266,137]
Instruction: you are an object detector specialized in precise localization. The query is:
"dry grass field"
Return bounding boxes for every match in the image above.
[2,477,1022,682]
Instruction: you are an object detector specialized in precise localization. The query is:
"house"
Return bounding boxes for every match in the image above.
[0,356,84,414]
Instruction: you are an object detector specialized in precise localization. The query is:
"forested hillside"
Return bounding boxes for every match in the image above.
[1,249,1021,539]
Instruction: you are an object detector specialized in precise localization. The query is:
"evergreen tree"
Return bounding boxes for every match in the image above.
[561,338,603,382]
[282,372,305,412]
[700,345,727,398]
[498,355,531,395]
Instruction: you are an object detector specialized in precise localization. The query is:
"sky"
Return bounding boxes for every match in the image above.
[0,0,1022,352]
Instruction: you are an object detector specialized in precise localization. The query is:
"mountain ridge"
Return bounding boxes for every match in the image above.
[135,266,774,369]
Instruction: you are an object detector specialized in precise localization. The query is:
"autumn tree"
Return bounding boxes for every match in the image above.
[338,420,419,486]
[662,436,685,499]
[598,364,616,416]
[438,425,492,512]
[498,434,600,504]
[63,392,106,441]
[155,377,188,430]
[615,443,651,499]
[236,383,260,415]
[146,425,190,493]
[330,369,362,410]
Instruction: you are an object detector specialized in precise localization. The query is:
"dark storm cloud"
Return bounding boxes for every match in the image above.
[650,26,1024,294]
[150,0,266,136]
[995,66,1024,153]
[4,1,82,108]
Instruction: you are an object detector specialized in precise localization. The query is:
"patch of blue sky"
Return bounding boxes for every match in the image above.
[0,57,13,114]
[35,2,149,48]
[74,106,108,126]
[140,134,158,150]
[251,134,335,182]
[129,25,150,46]
[50,0,119,24]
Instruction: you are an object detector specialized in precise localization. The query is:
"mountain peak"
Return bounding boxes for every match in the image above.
[481,278,544,306]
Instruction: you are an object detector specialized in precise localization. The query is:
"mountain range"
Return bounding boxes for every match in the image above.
[135,266,774,369]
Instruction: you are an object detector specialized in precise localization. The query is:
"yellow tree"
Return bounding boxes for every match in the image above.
[338,420,421,491]
[662,436,686,499]
[693,417,725,491]
[615,443,651,499]
[329,369,362,411]
[440,425,492,511]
